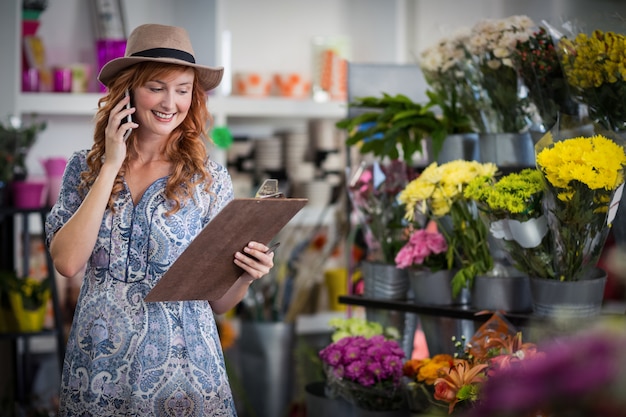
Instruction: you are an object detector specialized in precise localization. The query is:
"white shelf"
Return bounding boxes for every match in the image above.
[18,93,102,116]
[17,92,347,120]
[210,96,347,119]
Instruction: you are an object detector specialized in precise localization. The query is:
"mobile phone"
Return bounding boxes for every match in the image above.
[123,88,133,141]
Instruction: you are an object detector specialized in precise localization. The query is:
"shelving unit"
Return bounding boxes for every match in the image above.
[16,92,347,121]
[0,207,65,408]
[338,295,626,329]
[338,295,534,327]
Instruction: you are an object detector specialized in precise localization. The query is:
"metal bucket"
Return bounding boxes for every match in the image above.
[471,274,533,313]
[361,262,409,300]
[479,132,535,168]
[529,268,607,319]
[429,133,479,163]
[238,321,295,417]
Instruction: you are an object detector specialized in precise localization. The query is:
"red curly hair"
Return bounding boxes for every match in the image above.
[79,61,215,214]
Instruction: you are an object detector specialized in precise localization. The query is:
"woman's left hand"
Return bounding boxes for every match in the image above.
[234,241,275,283]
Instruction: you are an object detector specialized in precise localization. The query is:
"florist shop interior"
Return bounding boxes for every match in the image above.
[2,0,626,416]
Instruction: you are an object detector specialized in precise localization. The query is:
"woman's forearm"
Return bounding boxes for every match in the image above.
[49,164,119,277]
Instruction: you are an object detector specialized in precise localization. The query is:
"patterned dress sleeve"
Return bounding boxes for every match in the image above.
[203,159,235,226]
[44,149,89,248]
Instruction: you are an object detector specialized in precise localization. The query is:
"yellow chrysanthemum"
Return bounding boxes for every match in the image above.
[560,29,626,131]
[537,135,626,192]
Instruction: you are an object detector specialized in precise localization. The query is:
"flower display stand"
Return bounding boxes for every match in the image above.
[408,269,475,356]
[0,206,66,412]
[361,262,412,356]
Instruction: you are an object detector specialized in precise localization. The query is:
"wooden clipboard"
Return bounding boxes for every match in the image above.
[144,197,308,302]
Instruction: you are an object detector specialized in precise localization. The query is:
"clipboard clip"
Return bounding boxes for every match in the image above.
[255,179,285,199]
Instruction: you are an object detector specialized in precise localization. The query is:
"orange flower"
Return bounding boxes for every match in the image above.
[434,359,488,414]
[216,319,236,351]
[403,354,454,385]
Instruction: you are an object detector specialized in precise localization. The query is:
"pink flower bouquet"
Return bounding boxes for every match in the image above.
[395,226,448,271]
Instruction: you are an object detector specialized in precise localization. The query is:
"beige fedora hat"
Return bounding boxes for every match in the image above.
[98,24,224,91]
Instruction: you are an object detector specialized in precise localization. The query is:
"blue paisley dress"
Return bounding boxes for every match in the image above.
[45,149,237,417]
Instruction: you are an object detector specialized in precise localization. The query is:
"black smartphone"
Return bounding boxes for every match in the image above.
[123,88,133,141]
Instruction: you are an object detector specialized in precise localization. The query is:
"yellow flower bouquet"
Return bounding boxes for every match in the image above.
[535,132,626,281]
[464,168,555,279]
[559,29,626,132]
[399,160,498,296]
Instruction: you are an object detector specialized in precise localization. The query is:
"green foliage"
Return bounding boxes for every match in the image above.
[0,114,47,182]
[336,93,447,163]
[425,89,474,136]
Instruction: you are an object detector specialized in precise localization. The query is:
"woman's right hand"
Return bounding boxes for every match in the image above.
[104,93,136,169]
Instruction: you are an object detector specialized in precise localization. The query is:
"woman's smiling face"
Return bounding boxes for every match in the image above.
[132,68,195,139]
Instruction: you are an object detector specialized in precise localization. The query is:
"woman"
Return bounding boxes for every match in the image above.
[45,24,273,416]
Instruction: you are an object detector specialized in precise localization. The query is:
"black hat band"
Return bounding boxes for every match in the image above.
[131,48,196,64]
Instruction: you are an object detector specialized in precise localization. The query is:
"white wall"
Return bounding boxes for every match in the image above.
[24,0,217,177]
[16,0,626,177]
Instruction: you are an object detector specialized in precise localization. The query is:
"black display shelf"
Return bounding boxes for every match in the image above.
[0,206,65,407]
[338,294,536,327]
[0,329,58,340]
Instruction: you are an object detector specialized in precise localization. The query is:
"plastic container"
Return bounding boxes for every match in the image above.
[12,181,46,209]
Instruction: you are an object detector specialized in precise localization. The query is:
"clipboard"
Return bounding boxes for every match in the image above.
[144,197,308,302]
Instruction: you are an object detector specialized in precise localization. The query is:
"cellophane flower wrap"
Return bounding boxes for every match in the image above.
[466,15,536,133]
[347,159,416,263]
[319,333,407,411]
[535,129,626,281]
[464,168,555,279]
[399,159,498,297]
[513,25,579,131]
[558,28,626,132]
[419,27,479,135]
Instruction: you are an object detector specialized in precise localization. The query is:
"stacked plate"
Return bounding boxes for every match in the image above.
[302,179,333,207]
[254,136,283,176]
[284,131,312,181]
[309,119,339,151]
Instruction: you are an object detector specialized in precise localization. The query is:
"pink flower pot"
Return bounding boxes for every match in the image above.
[12,181,46,209]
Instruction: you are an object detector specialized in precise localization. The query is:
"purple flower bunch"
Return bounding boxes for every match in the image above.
[320,334,405,387]
[320,334,407,410]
